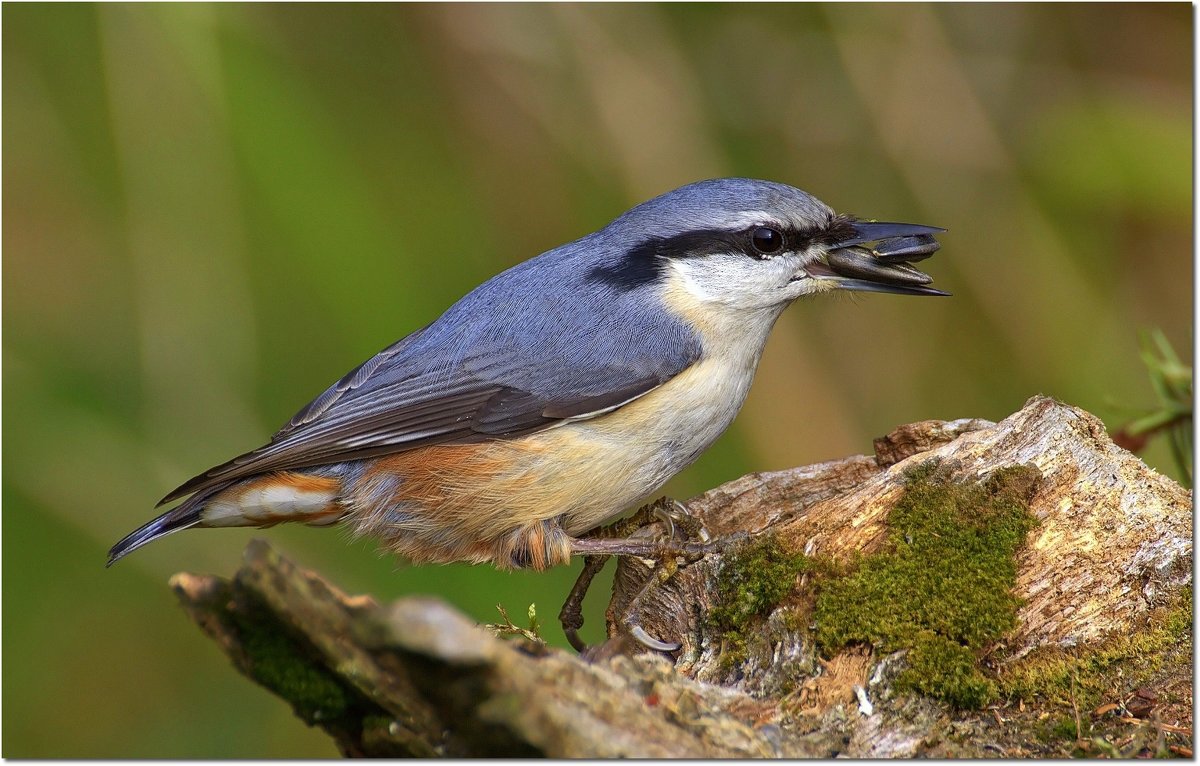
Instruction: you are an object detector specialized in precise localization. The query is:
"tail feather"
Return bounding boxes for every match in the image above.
[106,487,222,567]
[108,471,345,566]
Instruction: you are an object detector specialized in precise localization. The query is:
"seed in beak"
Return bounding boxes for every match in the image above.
[826,246,934,287]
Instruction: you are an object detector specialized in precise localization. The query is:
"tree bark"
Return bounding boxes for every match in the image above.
[170,396,1193,757]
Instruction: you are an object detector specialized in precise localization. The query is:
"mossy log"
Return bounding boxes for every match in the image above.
[170,396,1193,757]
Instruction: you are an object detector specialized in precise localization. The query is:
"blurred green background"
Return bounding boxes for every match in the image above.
[3,3,1191,758]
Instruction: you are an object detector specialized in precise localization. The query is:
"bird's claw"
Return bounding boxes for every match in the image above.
[628,624,681,652]
[647,497,710,546]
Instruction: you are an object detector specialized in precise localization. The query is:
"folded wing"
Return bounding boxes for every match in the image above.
[159,319,701,505]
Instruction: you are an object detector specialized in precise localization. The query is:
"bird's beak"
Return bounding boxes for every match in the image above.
[808,220,950,297]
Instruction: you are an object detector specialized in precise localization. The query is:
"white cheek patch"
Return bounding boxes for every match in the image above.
[664,253,802,312]
[667,255,771,303]
[663,258,716,303]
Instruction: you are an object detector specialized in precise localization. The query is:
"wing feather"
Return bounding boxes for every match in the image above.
[159,234,705,506]
[159,336,697,505]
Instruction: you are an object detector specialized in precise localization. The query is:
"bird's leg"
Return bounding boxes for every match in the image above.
[558,554,610,653]
[559,503,673,652]
[568,536,716,558]
[568,500,715,559]
[563,497,720,654]
[611,509,725,654]
[617,555,684,652]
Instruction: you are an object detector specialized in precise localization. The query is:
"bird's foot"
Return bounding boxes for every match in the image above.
[611,553,685,653]
[561,498,720,655]
[649,497,711,547]
[568,495,715,559]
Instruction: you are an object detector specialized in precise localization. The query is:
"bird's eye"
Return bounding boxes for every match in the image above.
[750,226,784,256]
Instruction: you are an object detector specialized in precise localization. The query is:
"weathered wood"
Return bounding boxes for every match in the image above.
[627,396,1191,680]
[170,396,1192,757]
[172,542,818,757]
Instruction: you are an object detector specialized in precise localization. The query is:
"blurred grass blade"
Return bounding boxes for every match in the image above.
[1120,329,1193,486]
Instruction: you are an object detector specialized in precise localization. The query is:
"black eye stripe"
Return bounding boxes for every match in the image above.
[627,226,819,260]
[593,220,852,290]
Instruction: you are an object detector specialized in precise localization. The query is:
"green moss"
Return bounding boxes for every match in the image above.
[710,535,811,630]
[999,586,1192,708]
[898,630,998,709]
[1051,715,1083,741]
[779,605,809,635]
[813,462,1041,709]
[708,534,814,667]
[231,607,353,725]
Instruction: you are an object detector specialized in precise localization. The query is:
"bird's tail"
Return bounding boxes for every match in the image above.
[107,471,345,566]
[106,488,220,567]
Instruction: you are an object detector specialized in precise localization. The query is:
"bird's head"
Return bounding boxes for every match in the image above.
[595,178,947,319]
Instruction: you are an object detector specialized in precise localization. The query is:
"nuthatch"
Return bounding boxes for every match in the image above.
[109,178,945,636]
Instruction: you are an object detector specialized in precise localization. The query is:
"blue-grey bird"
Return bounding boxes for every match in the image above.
[108,178,945,576]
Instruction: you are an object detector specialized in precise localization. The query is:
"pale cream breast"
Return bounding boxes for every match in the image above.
[522,262,788,534]
[341,261,790,559]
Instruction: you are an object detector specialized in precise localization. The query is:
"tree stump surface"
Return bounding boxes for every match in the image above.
[170,396,1193,757]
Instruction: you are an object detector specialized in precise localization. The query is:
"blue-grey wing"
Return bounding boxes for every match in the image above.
[159,305,701,505]
[159,227,704,505]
